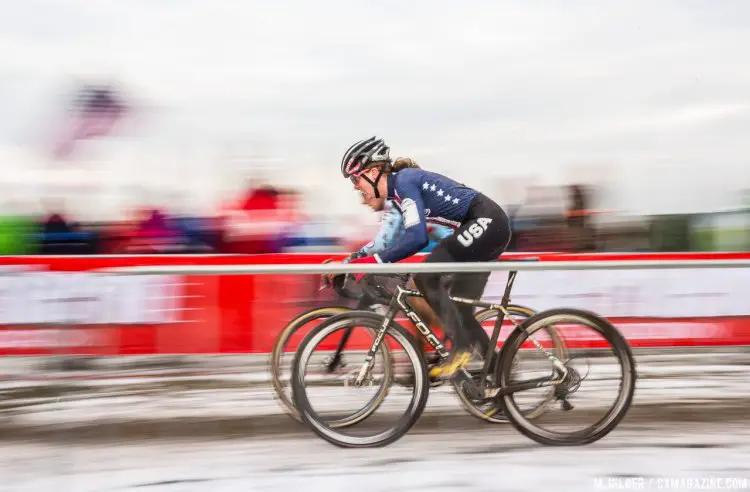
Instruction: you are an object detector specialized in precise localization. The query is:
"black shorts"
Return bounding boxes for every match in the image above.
[433,193,511,264]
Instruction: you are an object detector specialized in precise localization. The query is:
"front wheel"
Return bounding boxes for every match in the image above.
[496,308,637,446]
[291,312,429,448]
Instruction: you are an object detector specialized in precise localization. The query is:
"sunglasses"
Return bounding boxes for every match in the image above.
[349,167,379,186]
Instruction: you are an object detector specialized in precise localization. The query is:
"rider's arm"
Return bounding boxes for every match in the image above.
[346,203,403,262]
[372,181,429,264]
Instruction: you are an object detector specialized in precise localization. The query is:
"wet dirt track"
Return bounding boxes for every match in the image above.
[1,351,749,491]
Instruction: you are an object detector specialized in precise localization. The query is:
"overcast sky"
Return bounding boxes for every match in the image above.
[1,0,749,217]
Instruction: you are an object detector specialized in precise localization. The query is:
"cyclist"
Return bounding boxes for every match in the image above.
[341,136,512,379]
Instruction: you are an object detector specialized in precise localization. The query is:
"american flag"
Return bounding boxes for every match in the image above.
[52,84,129,159]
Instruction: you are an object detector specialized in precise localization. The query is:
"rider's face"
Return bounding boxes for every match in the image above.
[352,168,385,212]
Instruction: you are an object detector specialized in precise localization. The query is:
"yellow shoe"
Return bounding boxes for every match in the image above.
[428,351,472,380]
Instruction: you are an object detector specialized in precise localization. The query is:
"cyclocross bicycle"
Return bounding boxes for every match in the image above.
[270,271,559,426]
[290,262,637,448]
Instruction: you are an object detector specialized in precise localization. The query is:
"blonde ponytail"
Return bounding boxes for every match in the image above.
[390,157,420,172]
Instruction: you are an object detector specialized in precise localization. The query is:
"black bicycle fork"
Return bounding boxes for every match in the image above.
[325,296,372,372]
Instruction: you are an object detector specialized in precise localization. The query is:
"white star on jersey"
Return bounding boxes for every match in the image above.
[419,181,461,208]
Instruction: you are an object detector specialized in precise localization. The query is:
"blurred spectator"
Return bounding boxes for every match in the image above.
[42,201,74,236]
[221,181,316,254]
[125,207,189,253]
[38,200,98,254]
[169,214,221,253]
[240,183,279,212]
[275,189,313,251]
[565,184,596,252]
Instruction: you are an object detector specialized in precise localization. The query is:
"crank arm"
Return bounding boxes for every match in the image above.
[487,374,566,398]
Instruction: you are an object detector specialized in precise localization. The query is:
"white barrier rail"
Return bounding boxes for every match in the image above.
[98,259,750,276]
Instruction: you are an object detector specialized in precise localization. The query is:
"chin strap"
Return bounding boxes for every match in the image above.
[362,168,385,199]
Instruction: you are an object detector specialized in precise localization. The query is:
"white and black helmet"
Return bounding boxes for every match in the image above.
[340,136,391,178]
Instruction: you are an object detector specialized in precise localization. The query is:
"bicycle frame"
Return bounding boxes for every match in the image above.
[354,270,568,398]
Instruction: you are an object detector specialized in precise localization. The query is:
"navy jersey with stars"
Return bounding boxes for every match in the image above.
[374,168,479,264]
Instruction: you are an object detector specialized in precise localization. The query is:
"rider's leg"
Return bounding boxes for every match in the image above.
[414,247,474,378]
[406,289,441,329]
[450,272,492,357]
[405,277,445,358]
[415,193,512,379]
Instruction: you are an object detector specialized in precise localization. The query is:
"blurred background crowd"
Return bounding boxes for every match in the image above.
[3,174,749,256]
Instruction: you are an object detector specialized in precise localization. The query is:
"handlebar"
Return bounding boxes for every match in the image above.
[328,272,410,306]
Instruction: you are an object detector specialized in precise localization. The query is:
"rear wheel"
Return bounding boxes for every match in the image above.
[270,306,353,423]
[496,308,636,446]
